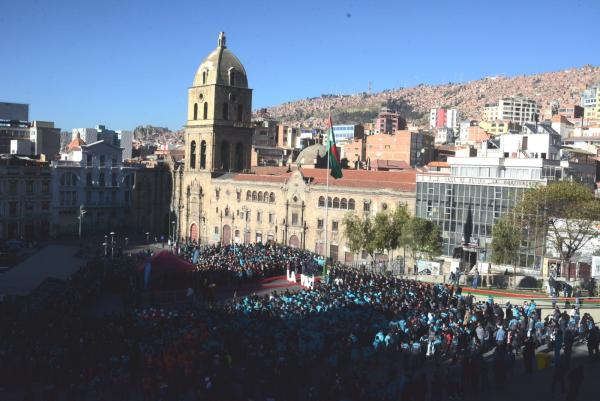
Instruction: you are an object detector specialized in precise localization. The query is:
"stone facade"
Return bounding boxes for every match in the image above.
[174,33,417,263]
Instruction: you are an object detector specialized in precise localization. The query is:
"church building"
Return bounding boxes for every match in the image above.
[173,33,417,263]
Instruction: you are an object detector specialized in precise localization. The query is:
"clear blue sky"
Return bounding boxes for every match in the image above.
[2,0,599,131]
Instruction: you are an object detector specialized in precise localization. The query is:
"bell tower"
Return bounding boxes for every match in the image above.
[184,32,253,174]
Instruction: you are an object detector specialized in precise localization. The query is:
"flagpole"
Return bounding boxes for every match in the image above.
[325,121,331,264]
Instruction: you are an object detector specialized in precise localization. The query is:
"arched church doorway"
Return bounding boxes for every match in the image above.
[222,224,231,245]
[190,223,198,242]
[289,234,299,249]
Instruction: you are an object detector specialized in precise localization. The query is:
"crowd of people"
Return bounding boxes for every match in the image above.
[0,245,598,401]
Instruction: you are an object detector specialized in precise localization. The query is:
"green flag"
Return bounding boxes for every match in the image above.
[326,115,343,179]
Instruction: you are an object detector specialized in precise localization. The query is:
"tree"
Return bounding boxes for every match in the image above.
[404,217,442,262]
[491,217,521,280]
[343,213,376,260]
[494,181,600,279]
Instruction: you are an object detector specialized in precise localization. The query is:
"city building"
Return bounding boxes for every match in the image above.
[430,108,459,130]
[551,115,575,139]
[10,139,32,155]
[484,96,540,125]
[51,138,134,236]
[0,102,28,121]
[365,131,434,167]
[332,124,364,144]
[340,138,365,168]
[252,116,278,147]
[117,130,133,160]
[557,104,584,120]
[416,133,597,272]
[435,127,454,145]
[72,128,98,144]
[72,125,133,161]
[0,154,52,240]
[127,158,173,238]
[1,104,60,158]
[478,120,519,135]
[173,33,417,264]
[581,83,600,120]
[373,108,407,134]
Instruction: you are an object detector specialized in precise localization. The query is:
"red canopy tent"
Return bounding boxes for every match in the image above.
[137,251,195,274]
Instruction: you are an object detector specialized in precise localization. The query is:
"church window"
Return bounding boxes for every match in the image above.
[246,190,251,201]
[235,142,244,171]
[193,103,198,120]
[348,198,356,210]
[258,192,264,202]
[333,197,340,209]
[203,102,208,119]
[229,69,235,86]
[222,102,229,120]
[318,196,325,207]
[340,198,347,209]
[237,104,243,122]
[202,70,207,84]
[221,141,230,170]
[269,192,275,203]
[252,191,257,201]
[190,141,197,169]
[200,140,206,169]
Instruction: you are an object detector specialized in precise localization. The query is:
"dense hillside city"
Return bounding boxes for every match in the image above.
[264,65,600,127]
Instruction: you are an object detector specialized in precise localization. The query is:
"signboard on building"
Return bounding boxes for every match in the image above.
[592,256,600,278]
[417,260,441,275]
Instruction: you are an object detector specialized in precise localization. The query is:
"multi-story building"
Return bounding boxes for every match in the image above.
[332,124,364,144]
[1,104,60,158]
[479,120,520,135]
[557,104,584,120]
[484,97,540,125]
[581,83,600,120]
[373,108,407,134]
[174,33,417,264]
[430,108,459,131]
[72,125,133,162]
[117,130,133,160]
[435,127,454,145]
[72,128,98,144]
[51,137,134,237]
[0,155,52,240]
[416,132,596,271]
[127,158,173,238]
[252,116,279,147]
[366,131,434,167]
[551,115,575,139]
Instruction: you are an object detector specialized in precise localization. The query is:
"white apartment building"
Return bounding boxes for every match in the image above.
[51,139,134,236]
[484,97,540,125]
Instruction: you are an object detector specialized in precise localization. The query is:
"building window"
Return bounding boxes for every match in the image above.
[340,198,347,209]
[190,141,197,169]
[237,104,243,122]
[246,190,251,201]
[292,212,298,226]
[318,196,325,207]
[236,191,241,202]
[9,201,17,217]
[202,70,207,84]
[348,198,355,210]
[269,192,275,203]
[42,181,49,193]
[258,192,264,202]
[327,197,332,208]
[363,201,370,212]
[99,155,105,167]
[257,211,262,223]
[86,173,93,187]
[252,191,257,201]
[41,201,49,211]
[332,220,339,232]
[215,188,220,200]
[268,213,274,223]
[333,197,340,208]
[8,180,17,193]
[26,180,33,193]
[214,226,219,235]
[317,218,324,229]
[222,102,229,120]
[203,102,208,119]
[200,140,206,169]
[99,173,105,187]
[193,103,198,120]
[87,154,93,167]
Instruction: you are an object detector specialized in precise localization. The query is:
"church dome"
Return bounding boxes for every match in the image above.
[295,144,327,167]
[192,32,248,88]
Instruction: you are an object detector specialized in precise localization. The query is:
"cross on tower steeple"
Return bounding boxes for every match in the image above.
[218,32,226,48]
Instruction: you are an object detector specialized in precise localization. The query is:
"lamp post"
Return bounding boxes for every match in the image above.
[103,240,108,257]
[78,204,87,240]
[110,231,115,258]
[146,231,150,244]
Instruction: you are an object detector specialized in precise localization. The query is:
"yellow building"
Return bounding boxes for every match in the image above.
[478,120,519,135]
[173,33,417,263]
